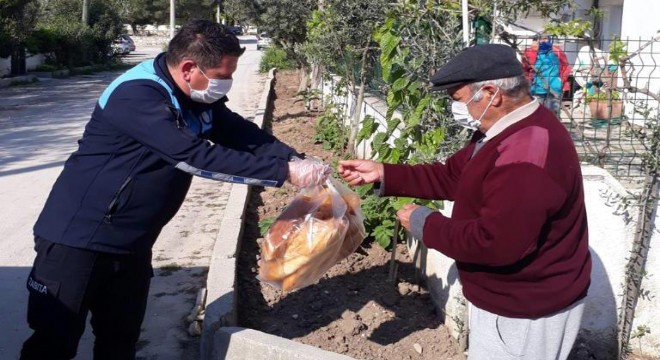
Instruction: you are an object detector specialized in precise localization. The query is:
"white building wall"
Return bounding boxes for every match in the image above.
[0,54,46,77]
[620,0,660,127]
[320,76,402,160]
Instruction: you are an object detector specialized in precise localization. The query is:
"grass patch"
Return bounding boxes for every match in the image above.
[9,78,39,86]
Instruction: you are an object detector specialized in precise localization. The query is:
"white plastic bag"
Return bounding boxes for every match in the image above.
[257,178,366,291]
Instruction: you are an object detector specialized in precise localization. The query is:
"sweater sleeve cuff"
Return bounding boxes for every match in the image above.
[277,159,290,187]
[410,206,434,241]
[373,180,384,196]
[380,163,398,196]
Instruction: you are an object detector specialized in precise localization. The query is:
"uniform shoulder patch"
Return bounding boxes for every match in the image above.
[495,126,549,168]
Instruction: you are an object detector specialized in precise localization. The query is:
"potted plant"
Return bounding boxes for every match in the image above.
[585,88,623,127]
[583,38,626,128]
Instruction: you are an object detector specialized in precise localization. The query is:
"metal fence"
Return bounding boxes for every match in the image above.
[509,36,660,186]
[359,36,660,186]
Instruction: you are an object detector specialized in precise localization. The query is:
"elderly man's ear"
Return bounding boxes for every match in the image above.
[482,85,503,107]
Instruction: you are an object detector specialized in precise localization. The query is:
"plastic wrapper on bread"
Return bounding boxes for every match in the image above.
[257,178,366,291]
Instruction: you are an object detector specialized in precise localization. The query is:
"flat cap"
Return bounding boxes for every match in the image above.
[430,44,523,91]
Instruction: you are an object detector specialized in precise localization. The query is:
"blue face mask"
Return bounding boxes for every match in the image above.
[539,41,553,52]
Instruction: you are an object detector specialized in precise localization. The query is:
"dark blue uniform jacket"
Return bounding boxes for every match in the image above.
[34,53,299,254]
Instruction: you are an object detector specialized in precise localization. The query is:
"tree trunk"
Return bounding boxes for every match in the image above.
[216,0,223,24]
[170,0,176,39]
[309,64,323,111]
[347,46,369,155]
[297,66,309,94]
[82,0,90,25]
[618,173,659,358]
[10,44,27,76]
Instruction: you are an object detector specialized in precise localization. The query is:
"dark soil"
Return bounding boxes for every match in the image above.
[235,70,461,360]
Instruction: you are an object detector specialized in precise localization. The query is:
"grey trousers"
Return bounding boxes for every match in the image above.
[467,299,585,360]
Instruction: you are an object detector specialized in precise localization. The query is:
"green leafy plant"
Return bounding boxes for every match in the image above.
[630,324,651,353]
[354,184,401,248]
[258,216,276,237]
[24,0,124,69]
[346,2,465,247]
[294,88,323,110]
[544,19,593,37]
[609,37,628,64]
[314,103,348,154]
[259,46,296,73]
[585,90,622,102]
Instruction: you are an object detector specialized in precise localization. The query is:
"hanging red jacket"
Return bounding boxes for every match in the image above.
[522,43,573,93]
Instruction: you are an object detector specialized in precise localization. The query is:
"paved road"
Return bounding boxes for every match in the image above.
[0,37,262,359]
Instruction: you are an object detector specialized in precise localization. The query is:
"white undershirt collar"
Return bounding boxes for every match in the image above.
[482,99,540,143]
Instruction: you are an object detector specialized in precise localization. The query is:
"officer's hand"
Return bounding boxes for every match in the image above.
[337,160,384,187]
[287,158,332,188]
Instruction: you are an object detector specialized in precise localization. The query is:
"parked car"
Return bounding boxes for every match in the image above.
[257,33,272,50]
[110,38,131,56]
[119,34,136,52]
[229,26,243,36]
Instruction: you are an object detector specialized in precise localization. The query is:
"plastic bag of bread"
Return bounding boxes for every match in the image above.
[257,178,365,291]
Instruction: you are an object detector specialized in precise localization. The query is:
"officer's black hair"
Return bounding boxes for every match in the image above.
[166,19,246,69]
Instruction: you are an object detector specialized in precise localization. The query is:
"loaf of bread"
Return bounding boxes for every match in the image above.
[257,180,365,291]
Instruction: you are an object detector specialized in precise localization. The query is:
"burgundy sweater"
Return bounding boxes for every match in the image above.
[381,105,591,318]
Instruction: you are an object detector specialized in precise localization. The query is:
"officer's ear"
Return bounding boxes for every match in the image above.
[180,60,197,82]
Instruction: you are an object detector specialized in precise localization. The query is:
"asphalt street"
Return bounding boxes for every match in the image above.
[0,36,262,359]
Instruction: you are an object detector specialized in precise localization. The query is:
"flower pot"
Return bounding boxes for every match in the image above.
[588,99,622,120]
[588,99,623,128]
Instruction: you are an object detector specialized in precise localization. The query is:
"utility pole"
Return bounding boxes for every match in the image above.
[462,0,469,47]
[170,0,176,39]
[216,0,223,24]
[82,0,90,25]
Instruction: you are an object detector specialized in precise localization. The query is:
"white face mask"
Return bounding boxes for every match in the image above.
[188,68,233,104]
[451,87,500,130]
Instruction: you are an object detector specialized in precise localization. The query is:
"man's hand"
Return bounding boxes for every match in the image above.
[287,158,332,188]
[396,204,421,232]
[337,160,384,187]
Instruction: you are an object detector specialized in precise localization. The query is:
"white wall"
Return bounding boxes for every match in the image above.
[322,76,660,357]
[320,76,402,160]
[419,166,630,359]
[0,54,46,77]
[620,0,660,127]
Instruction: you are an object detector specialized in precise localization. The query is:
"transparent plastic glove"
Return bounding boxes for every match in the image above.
[287,157,332,188]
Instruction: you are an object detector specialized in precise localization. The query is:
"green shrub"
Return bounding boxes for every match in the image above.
[26,0,122,69]
[259,46,295,73]
[34,63,63,72]
[314,105,347,154]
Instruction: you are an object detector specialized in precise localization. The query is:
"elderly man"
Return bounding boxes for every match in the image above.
[338,44,591,360]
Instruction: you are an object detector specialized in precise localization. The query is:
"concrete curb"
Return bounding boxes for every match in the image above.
[210,327,354,360]
[199,67,266,358]
[0,74,37,88]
